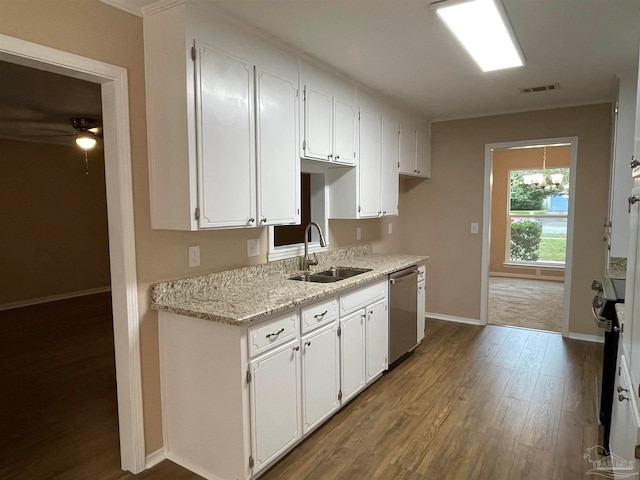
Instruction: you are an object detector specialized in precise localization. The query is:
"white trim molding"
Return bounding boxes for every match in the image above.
[481,136,578,339]
[425,312,484,326]
[489,272,564,282]
[567,332,605,344]
[0,286,112,311]
[145,448,167,469]
[0,34,145,473]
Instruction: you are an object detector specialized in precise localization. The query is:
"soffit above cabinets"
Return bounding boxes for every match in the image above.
[103,0,639,121]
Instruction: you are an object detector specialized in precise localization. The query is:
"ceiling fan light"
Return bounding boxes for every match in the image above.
[76,132,97,150]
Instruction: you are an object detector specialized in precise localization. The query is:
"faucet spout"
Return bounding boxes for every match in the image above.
[302,222,327,272]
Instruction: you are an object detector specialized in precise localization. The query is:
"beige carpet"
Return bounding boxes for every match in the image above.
[488,277,564,332]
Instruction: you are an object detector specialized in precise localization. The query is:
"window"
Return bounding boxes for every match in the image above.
[269,172,328,261]
[507,168,569,267]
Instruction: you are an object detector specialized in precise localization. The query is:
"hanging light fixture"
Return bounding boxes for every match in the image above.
[75,131,97,150]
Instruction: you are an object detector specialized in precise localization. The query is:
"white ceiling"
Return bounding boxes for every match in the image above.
[3,0,638,146]
[106,0,640,121]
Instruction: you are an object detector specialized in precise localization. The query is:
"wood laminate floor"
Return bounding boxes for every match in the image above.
[0,296,603,480]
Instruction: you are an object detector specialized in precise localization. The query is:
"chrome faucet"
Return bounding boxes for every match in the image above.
[302,221,327,272]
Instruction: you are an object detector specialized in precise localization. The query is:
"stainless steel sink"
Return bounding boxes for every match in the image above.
[289,267,372,283]
[289,274,342,283]
[314,267,372,278]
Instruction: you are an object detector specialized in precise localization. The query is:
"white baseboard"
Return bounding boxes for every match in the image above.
[425,312,484,326]
[490,272,564,282]
[145,447,167,469]
[0,286,112,311]
[567,332,605,344]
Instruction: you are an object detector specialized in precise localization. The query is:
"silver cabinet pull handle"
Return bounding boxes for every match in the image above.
[328,154,333,160]
[247,218,255,225]
[314,311,328,319]
[260,218,267,223]
[631,156,640,168]
[629,195,640,213]
[619,393,630,402]
[335,154,340,159]
[293,346,300,351]
[304,341,311,347]
[617,386,629,393]
[266,328,285,338]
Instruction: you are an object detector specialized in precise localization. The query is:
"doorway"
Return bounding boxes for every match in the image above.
[0,34,144,472]
[480,137,578,337]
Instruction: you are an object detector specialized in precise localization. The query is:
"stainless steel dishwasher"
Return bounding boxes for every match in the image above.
[389,267,419,365]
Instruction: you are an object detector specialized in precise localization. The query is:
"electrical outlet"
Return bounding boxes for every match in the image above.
[247,239,260,258]
[388,223,393,235]
[356,227,362,241]
[470,222,479,234]
[188,245,200,267]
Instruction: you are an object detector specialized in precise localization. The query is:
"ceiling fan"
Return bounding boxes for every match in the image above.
[71,117,101,150]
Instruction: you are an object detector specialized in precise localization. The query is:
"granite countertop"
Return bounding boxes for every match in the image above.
[616,303,626,324]
[151,245,428,326]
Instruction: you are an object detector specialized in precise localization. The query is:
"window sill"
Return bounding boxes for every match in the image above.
[268,242,328,262]
[503,261,565,270]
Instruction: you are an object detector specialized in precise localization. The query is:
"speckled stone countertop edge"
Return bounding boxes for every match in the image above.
[151,253,428,326]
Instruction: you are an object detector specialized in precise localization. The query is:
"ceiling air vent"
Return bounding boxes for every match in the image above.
[519,83,560,93]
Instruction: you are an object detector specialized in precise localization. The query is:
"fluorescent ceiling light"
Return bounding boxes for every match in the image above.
[433,0,524,72]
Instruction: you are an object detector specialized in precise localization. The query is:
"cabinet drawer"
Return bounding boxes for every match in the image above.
[248,311,299,358]
[339,279,387,317]
[301,298,337,334]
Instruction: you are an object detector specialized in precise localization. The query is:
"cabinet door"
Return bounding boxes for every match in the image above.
[301,324,340,434]
[610,355,640,472]
[250,341,301,474]
[255,68,300,226]
[358,109,382,218]
[381,116,399,216]
[196,43,256,228]
[303,85,332,161]
[416,128,431,178]
[399,122,417,175]
[366,299,388,383]
[629,186,640,380]
[333,98,358,166]
[417,281,426,343]
[340,310,366,402]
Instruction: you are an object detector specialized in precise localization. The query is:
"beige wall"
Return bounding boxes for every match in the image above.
[0,0,396,453]
[0,138,110,304]
[399,103,611,336]
[490,145,569,279]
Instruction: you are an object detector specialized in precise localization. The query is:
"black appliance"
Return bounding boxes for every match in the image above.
[591,277,625,453]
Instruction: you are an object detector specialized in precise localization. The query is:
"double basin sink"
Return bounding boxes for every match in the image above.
[290,267,372,283]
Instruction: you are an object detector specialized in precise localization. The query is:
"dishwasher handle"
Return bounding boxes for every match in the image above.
[390,270,418,285]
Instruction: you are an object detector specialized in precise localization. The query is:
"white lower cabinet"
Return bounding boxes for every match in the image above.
[610,354,640,474]
[250,340,302,474]
[366,299,388,383]
[340,309,367,402]
[417,265,426,343]
[159,277,394,480]
[301,323,340,434]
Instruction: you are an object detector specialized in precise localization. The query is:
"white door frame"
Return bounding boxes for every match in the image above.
[0,34,145,472]
[480,136,578,337]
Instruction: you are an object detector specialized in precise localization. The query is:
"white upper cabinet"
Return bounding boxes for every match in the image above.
[196,44,256,228]
[255,68,301,226]
[399,119,431,178]
[381,114,400,216]
[144,2,299,230]
[327,93,399,219]
[301,62,357,166]
[358,109,383,218]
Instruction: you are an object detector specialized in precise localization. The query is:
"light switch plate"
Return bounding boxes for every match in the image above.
[247,239,260,258]
[188,245,200,267]
[470,223,479,235]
